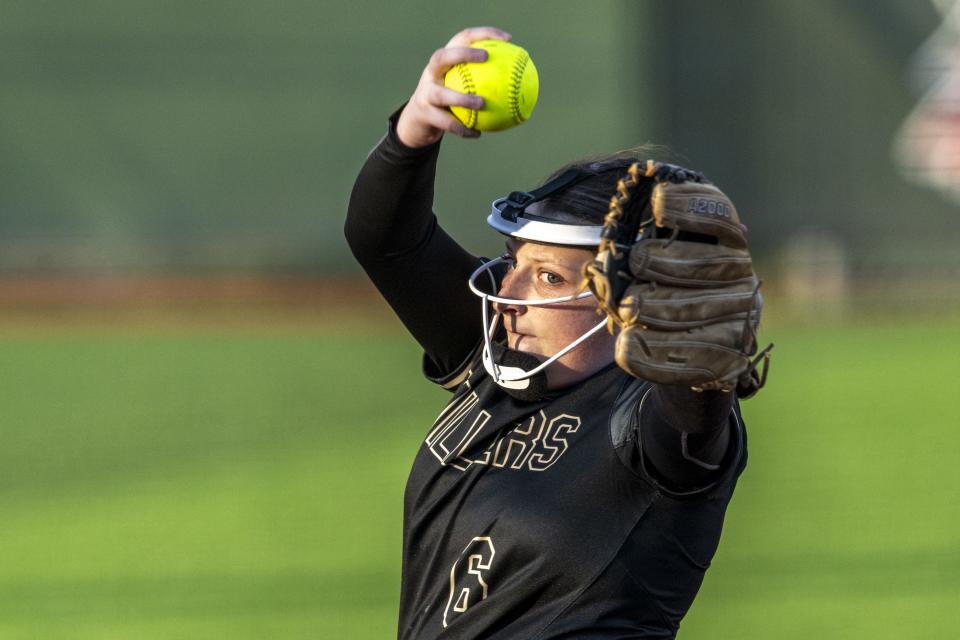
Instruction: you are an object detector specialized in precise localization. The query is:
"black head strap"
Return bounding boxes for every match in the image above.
[498,169,595,222]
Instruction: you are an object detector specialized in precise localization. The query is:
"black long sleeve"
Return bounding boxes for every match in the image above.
[345,110,483,377]
[639,386,737,490]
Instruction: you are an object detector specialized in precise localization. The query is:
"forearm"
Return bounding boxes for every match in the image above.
[639,385,736,489]
[344,109,483,375]
[345,108,443,261]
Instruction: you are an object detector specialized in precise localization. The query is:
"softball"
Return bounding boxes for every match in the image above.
[444,39,539,132]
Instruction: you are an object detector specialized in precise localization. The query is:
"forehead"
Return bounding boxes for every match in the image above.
[505,237,595,266]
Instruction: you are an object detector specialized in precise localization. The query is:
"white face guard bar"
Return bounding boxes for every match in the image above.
[468,255,608,389]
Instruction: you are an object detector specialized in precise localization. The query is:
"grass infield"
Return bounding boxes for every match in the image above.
[0,315,957,638]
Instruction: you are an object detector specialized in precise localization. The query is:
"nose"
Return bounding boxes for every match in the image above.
[492,265,528,316]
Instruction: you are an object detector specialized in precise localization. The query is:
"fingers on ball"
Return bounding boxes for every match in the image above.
[429,85,483,110]
[446,27,512,48]
[428,46,487,77]
[429,109,479,138]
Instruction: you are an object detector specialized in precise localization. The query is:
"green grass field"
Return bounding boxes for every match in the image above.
[1,318,958,638]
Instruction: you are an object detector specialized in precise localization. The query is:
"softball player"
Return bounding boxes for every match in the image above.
[346,27,754,639]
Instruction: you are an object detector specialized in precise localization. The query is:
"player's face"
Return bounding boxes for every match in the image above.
[494,238,616,390]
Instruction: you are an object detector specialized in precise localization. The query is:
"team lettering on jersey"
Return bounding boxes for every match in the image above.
[426,392,581,472]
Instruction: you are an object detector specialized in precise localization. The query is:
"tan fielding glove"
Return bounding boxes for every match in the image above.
[583,161,772,397]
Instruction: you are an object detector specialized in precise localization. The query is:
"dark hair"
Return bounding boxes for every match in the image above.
[537,146,677,225]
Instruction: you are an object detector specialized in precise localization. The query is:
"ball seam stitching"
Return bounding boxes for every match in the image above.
[456,64,478,129]
[508,52,529,124]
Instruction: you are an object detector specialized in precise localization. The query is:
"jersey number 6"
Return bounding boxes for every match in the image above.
[443,536,496,628]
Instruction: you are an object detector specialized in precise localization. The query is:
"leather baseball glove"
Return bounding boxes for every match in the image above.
[583,161,772,397]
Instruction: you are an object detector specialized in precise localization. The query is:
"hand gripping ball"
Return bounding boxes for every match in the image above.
[444,39,539,132]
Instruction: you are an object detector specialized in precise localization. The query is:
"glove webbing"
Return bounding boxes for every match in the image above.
[587,162,651,331]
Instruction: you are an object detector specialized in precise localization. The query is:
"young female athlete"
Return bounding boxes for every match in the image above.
[346,27,758,640]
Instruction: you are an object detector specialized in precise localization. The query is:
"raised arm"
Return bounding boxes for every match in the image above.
[345,28,512,380]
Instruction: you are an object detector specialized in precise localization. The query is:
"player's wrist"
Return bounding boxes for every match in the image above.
[382,104,443,161]
[395,105,442,149]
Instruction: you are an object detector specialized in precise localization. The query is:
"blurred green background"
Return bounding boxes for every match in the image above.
[1,1,958,638]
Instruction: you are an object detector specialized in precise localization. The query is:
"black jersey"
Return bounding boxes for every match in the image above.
[398,358,746,639]
[346,110,750,640]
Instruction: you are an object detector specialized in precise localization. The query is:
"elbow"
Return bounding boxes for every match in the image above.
[343,209,374,265]
[343,216,360,258]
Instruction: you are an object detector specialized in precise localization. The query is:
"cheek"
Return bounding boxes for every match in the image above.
[536,305,603,347]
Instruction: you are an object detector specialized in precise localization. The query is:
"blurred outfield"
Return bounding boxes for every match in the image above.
[1,303,957,639]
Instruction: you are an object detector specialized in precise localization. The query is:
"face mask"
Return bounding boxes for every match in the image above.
[484,342,552,402]
[468,255,608,400]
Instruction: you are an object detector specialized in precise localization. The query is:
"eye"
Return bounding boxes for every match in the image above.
[538,271,564,286]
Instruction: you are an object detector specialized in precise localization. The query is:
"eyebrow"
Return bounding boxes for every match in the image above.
[503,240,579,271]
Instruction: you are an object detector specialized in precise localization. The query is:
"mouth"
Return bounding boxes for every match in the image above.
[506,331,532,350]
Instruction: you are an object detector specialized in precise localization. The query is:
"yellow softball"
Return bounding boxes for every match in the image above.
[444,39,539,132]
